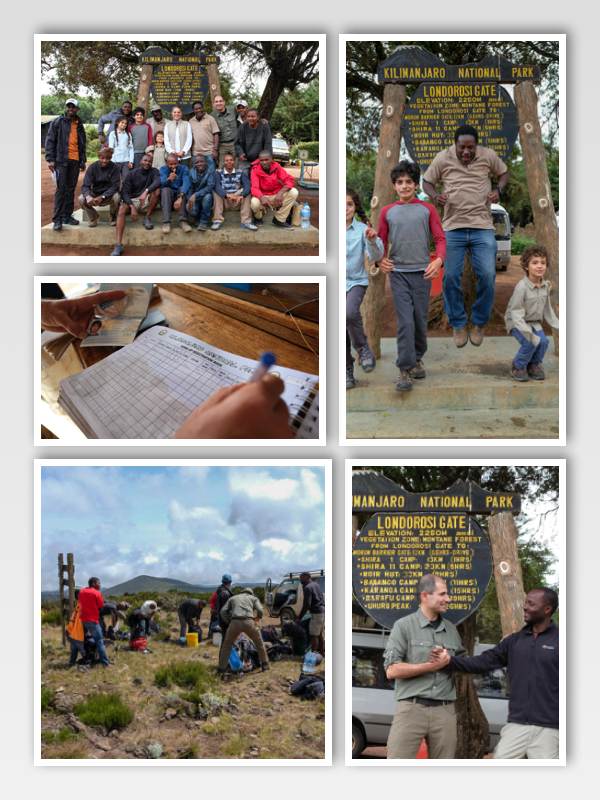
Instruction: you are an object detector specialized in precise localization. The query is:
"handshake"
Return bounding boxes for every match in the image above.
[429,646,451,668]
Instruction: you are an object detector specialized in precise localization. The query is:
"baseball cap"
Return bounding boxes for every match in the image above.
[222,573,232,583]
[236,100,248,108]
[150,104,162,112]
[65,98,79,108]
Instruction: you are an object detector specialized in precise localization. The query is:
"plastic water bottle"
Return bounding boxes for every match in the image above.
[301,203,311,229]
[302,650,317,675]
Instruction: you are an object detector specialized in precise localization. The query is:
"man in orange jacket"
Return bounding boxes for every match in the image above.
[250,150,298,230]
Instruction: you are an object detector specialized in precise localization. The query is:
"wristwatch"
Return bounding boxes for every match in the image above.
[497,187,503,196]
[101,195,106,200]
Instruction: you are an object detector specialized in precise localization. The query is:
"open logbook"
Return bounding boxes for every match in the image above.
[58,327,319,440]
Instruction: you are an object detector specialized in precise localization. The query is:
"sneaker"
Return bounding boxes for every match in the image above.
[241,222,258,231]
[52,221,62,231]
[511,362,529,382]
[162,222,171,234]
[272,218,294,229]
[261,663,271,672]
[110,243,124,257]
[88,217,98,228]
[357,344,376,373]
[197,221,208,231]
[469,324,485,346]
[527,362,545,380]
[252,214,264,227]
[143,216,154,230]
[396,369,412,392]
[63,216,80,225]
[180,220,192,233]
[109,214,117,226]
[141,649,152,654]
[410,359,426,379]
[211,221,223,230]
[453,327,468,348]
[346,365,356,389]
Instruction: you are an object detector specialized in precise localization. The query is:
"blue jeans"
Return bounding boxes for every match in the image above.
[443,228,498,329]
[511,327,549,370]
[189,193,213,224]
[82,620,109,666]
[67,633,85,666]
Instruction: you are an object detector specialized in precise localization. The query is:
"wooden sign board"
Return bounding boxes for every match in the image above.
[138,47,217,113]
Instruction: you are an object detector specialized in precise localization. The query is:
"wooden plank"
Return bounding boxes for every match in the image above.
[197,283,319,323]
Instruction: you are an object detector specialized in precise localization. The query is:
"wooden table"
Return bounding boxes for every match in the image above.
[73,284,319,377]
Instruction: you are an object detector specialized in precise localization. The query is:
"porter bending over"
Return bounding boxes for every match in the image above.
[218,588,270,673]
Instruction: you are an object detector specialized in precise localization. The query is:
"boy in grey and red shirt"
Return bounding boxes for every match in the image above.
[370,160,446,392]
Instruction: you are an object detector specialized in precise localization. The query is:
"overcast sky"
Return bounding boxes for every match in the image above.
[40,465,325,590]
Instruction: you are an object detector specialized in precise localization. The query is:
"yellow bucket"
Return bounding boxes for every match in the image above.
[186,633,199,647]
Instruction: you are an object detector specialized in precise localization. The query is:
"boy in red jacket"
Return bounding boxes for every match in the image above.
[78,577,111,667]
[250,150,298,229]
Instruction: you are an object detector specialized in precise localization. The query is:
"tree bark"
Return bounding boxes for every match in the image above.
[454,612,489,758]
[514,80,560,355]
[488,511,525,636]
[206,64,221,106]
[137,65,154,115]
[362,84,406,359]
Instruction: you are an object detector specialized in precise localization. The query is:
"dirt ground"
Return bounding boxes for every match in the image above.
[40,159,319,258]
[41,615,324,760]
[381,256,554,339]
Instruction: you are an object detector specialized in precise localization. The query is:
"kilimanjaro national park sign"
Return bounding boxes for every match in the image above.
[351,475,521,628]
[139,47,220,114]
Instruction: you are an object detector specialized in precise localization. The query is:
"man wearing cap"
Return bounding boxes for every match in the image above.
[235,110,273,178]
[97,101,134,144]
[216,574,234,654]
[148,104,166,139]
[78,147,121,227]
[210,95,239,167]
[218,588,270,673]
[99,600,130,639]
[45,99,87,231]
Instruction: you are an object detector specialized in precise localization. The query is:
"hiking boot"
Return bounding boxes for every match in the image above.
[143,216,153,230]
[357,344,376,373]
[527,362,545,380]
[453,327,468,348]
[511,362,529,382]
[88,217,98,228]
[252,214,264,226]
[110,243,124,257]
[109,213,117,226]
[410,359,426,379]
[470,324,485,346]
[63,215,79,225]
[52,221,62,231]
[162,222,171,234]
[346,364,356,389]
[261,662,271,672]
[272,218,294,229]
[396,369,412,392]
[197,221,208,231]
[180,220,192,233]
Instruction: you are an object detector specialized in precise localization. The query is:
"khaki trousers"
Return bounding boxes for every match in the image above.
[493,722,559,759]
[213,193,252,225]
[78,191,121,221]
[386,699,457,759]
[250,187,298,222]
[218,618,269,670]
[218,140,236,168]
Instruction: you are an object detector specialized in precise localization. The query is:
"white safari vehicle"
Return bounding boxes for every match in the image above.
[265,570,325,624]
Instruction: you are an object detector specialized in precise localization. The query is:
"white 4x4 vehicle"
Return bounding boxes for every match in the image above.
[492,203,515,272]
[265,570,325,624]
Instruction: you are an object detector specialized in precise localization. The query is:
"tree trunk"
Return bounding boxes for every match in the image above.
[514,81,560,355]
[259,72,288,121]
[137,64,154,115]
[362,85,406,359]
[206,64,221,106]
[462,250,478,325]
[454,612,489,758]
[488,511,525,636]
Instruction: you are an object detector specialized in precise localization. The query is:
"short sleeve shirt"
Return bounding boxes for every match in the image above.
[423,145,508,231]
[190,115,220,155]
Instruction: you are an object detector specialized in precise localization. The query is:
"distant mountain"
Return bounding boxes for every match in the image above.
[102,575,261,597]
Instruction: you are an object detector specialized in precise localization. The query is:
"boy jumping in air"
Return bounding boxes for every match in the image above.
[370,161,446,392]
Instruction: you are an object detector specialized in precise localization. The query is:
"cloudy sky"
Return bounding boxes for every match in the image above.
[40,465,326,590]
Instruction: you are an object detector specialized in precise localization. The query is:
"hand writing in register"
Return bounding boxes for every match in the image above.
[173,373,294,439]
[429,646,451,668]
[41,290,126,339]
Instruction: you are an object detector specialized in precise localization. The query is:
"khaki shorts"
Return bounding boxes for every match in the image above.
[494,723,559,759]
[309,612,325,636]
[130,196,150,212]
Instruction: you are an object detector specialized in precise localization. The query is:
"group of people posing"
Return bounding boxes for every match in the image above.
[346,125,559,389]
[45,96,299,256]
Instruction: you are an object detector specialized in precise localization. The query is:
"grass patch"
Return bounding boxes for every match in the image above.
[153,660,215,690]
[43,741,89,759]
[220,735,246,757]
[178,744,199,759]
[41,728,81,744]
[42,609,63,626]
[73,692,134,731]
[154,631,172,642]
[41,685,55,712]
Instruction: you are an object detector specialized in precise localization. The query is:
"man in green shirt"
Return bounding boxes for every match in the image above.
[210,95,239,167]
[383,574,467,758]
[217,588,270,673]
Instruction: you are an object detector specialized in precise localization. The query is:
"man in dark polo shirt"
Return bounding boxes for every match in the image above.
[298,572,325,655]
[423,125,509,348]
[430,587,559,759]
[211,95,239,167]
[382,574,467,758]
[78,577,111,667]
[99,600,131,639]
[234,109,272,177]
[45,98,87,231]
[111,153,161,256]
[78,147,121,227]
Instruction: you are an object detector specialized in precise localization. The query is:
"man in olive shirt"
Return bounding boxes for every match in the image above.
[211,95,239,167]
[218,588,270,672]
[383,574,467,758]
[423,125,509,348]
